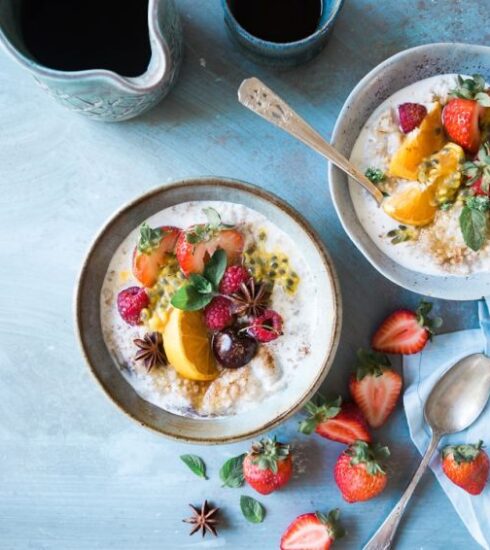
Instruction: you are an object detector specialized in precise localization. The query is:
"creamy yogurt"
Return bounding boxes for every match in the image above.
[349,74,490,276]
[100,201,316,418]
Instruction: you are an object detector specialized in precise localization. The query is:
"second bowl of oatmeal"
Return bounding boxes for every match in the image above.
[76,178,341,443]
[329,43,490,300]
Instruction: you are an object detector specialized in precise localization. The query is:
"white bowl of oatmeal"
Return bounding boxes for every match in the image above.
[76,178,341,443]
[329,43,490,300]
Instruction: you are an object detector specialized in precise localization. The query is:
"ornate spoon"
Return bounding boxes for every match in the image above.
[238,77,384,205]
[363,352,490,549]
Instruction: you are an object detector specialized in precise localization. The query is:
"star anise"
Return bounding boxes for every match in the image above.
[183,500,220,537]
[133,332,166,372]
[230,279,271,317]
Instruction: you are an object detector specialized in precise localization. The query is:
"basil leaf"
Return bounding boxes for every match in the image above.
[219,454,246,488]
[460,205,488,251]
[203,249,227,289]
[189,274,213,295]
[171,285,213,311]
[180,454,207,479]
[240,495,265,524]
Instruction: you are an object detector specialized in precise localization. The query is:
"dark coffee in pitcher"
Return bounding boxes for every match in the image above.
[20,0,151,77]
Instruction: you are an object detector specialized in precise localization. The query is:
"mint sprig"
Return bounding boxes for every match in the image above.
[460,196,490,251]
[171,249,227,311]
[180,454,207,479]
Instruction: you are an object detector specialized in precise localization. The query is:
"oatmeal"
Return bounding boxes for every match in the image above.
[100,201,316,417]
[350,73,490,276]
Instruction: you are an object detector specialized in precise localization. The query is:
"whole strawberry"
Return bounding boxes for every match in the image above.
[442,441,489,495]
[349,349,402,428]
[334,440,390,503]
[371,300,442,355]
[280,509,345,550]
[243,437,292,495]
[299,395,371,445]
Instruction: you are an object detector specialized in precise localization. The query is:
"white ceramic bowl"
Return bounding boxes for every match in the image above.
[76,178,341,444]
[329,43,490,301]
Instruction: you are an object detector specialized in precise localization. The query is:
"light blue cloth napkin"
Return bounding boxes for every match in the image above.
[403,321,490,550]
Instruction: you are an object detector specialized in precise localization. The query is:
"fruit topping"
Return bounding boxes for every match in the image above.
[133,332,167,372]
[203,296,234,331]
[371,300,442,355]
[464,141,490,196]
[243,437,292,495]
[442,98,484,153]
[230,278,271,317]
[171,249,227,311]
[448,74,490,106]
[418,142,465,204]
[175,208,244,276]
[249,309,283,343]
[299,395,371,445]
[389,102,446,180]
[441,440,489,495]
[280,509,345,550]
[382,183,437,226]
[212,328,258,368]
[132,224,180,287]
[386,224,418,245]
[219,265,251,294]
[117,286,149,326]
[162,308,218,381]
[397,102,428,134]
[349,349,402,428]
[334,441,390,503]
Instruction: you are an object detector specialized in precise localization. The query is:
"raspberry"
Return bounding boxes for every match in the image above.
[219,265,251,294]
[397,103,427,134]
[117,286,149,326]
[249,309,283,343]
[204,296,234,331]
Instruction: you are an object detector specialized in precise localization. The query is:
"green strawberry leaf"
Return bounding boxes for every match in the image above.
[137,223,163,254]
[240,495,265,524]
[180,454,207,479]
[203,249,227,289]
[460,204,488,251]
[219,454,246,488]
[171,285,213,311]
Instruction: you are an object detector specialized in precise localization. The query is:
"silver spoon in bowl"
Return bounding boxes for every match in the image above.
[237,77,384,205]
[363,351,490,550]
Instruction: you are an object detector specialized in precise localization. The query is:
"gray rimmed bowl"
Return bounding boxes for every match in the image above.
[75,178,341,444]
[329,42,490,301]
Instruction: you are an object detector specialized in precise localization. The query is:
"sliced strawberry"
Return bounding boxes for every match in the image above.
[280,510,344,550]
[299,396,371,445]
[371,300,442,355]
[349,349,402,428]
[442,98,484,153]
[471,177,489,195]
[176,226,244,277]
[398,103,428,133]
[132,224,180,287]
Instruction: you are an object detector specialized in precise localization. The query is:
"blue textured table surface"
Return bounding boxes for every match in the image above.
[0,0,484,548]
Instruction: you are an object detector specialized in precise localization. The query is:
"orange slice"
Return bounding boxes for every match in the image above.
[389,103,446,180]
[382,185,437,227]
[162,308,218,381]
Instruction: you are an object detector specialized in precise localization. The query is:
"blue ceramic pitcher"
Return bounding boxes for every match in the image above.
[0,0,183,121]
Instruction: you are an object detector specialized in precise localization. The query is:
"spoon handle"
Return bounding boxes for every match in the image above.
[238,77,384,205]
[363,433,441,550]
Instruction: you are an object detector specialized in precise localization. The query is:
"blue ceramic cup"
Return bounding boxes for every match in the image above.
[222,0,345,67]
